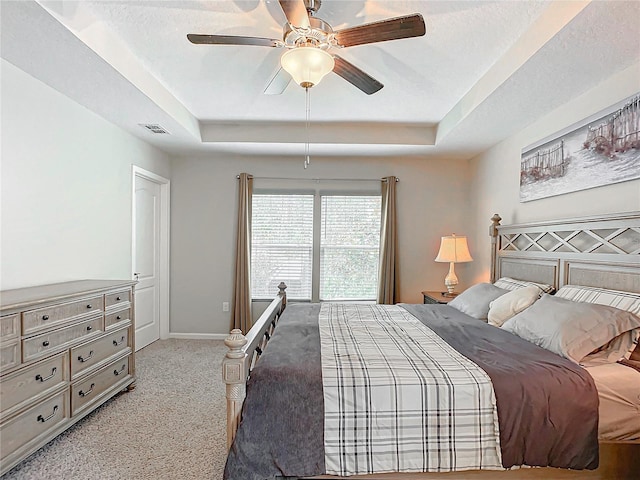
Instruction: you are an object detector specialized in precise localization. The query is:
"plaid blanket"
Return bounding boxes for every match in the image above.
[319,303,503,476]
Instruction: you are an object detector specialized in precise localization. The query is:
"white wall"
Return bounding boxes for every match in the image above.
[0,59,171,290]
[8,55,635,336]
[468,62,640,283]
[170,155,474,335]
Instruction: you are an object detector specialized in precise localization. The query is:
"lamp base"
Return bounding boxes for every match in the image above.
[443,262,459,297]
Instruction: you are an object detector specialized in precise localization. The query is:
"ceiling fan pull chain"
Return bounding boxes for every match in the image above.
[305,86,311,169]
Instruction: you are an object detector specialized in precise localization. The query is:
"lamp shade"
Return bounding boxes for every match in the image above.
[281,46,335,88]
[434,235,473,263]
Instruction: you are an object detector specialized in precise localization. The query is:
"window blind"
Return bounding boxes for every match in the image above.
[251,194,314,300]
[320,195,381,301]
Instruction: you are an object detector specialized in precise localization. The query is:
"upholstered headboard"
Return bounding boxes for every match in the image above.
[489,212,640,293]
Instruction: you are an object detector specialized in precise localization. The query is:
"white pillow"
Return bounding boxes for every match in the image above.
[487,285,541,327]
[555,285,640,315]
[493,276,555,294]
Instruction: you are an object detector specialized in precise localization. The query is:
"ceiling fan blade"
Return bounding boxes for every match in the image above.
[334,13,426,48]
[333,55,383,95]
[187,34,280,48]
[264,67,292,95]
[278,0,310,29]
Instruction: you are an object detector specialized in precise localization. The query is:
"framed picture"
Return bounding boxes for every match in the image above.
[520,93,640,202]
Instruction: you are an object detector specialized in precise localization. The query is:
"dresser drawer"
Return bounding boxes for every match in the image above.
[71,326,131,379]
[1,340,21,372]
[22,315,103,364]
[105,307,131,330]
[1,352,68,418]
[1,315,19,341]
[105,289,131,309]
[0,390,70,460]
[71,355,131,415]
[22,296,104,336]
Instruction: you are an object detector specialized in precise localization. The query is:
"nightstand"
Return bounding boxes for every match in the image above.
[422,290,458,304]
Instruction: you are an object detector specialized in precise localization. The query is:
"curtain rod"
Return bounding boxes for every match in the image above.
[236,175,399,182]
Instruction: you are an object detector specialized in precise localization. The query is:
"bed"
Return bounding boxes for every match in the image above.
[222,212,640,479]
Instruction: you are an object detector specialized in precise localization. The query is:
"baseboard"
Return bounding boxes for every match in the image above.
[168,332,228,340]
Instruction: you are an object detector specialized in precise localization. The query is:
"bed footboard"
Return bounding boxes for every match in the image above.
[223,282,287,449]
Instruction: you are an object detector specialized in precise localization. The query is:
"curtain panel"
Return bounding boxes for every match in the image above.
[232,173,253,333]
[377,176,398,304]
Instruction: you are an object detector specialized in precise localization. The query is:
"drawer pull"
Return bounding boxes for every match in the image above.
[113,336,126,347]
[79,383,96,397]
[42,340,50,347]
[86,304,93,309]
[86,325,93,332]
[113,364,126,376]
[37,405,58,423]
[116,315,122,320]
[42,314,50,320]
[35,367,57,383]
[116,296,122,301]
[78,351,94,363]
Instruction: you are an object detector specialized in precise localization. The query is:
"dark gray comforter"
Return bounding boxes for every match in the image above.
[224,304,599,480]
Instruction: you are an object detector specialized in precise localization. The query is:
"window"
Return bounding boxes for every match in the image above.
[251,192,381,301]
[251,194,314,300]
[320,196,381,300]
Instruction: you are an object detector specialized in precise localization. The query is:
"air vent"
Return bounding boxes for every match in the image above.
[139,123,170,134]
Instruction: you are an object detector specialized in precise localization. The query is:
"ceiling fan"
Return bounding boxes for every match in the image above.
[187,0,426,95]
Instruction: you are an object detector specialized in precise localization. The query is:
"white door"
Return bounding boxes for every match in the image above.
[133,168,169,350]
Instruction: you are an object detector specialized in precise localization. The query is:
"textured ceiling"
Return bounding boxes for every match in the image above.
[1,0,639,159]
[79,0,548,122]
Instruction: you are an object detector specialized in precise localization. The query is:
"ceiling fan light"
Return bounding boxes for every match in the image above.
[281,47,335,88]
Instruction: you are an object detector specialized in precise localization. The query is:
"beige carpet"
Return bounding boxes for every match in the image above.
[3,339,228,479]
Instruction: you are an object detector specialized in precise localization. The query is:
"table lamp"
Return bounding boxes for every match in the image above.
[434,234,473,296]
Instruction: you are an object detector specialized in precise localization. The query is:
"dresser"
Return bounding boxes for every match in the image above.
[0,280,136,476]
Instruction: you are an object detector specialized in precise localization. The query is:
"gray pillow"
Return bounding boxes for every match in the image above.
[501,294,640,363]
[448,283,508,320]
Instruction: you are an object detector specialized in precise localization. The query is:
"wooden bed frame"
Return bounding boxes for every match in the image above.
[224,212,640,479]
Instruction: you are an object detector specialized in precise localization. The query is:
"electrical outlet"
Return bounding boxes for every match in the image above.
[222,302,230,312]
